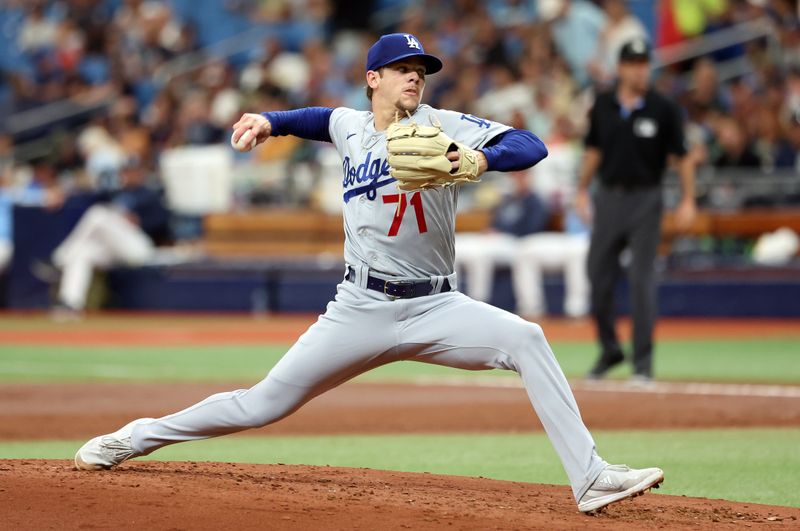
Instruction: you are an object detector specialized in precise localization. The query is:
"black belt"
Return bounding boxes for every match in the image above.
[345,267,452,299]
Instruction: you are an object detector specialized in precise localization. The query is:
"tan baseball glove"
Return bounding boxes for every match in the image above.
[386,116,481,192]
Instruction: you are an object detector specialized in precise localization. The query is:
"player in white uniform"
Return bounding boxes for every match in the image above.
[75,33,663,514]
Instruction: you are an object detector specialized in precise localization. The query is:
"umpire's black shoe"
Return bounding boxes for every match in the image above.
[586,352,625,380]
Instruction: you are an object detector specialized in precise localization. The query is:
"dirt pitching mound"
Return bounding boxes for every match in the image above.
[2,460,797,530]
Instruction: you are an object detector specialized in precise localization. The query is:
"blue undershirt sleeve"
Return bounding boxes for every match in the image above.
[480,129,548,172]
[261,107,334,143]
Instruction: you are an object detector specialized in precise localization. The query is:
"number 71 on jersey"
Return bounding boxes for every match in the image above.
[382,192,428,237]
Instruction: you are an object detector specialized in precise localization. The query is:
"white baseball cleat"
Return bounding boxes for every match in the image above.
[578,464,664,514]
[74,418,153,470]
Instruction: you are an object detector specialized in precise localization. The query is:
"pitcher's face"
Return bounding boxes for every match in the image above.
[368,57,427,113]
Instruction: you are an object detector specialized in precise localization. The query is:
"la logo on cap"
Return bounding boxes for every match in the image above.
[405,34,421,50]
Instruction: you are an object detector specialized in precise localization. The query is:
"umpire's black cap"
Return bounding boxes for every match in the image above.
[619,38,651,63]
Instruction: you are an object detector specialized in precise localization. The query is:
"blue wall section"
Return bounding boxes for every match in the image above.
[8,199,95,309]
[659,280,800,317]
[107,267,265,312]
[277,275,340,312]
[482,269,800,318]
[8,206,800,316]
[107,266,341,313]
[103,266,800,317]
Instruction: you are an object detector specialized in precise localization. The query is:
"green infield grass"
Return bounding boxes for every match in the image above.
[1,339,798,383]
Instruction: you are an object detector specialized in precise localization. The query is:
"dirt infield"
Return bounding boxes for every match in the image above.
[3,383,799,529]
[2,460,798,530]
[2,381,800,440]
[2,316,798,528]
[1,315,798,345]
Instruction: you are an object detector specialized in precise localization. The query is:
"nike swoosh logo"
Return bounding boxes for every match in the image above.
[346,133,356,140]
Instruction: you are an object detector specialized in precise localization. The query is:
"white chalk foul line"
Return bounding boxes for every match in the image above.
[405,376,800,399]
[572,380,800,399]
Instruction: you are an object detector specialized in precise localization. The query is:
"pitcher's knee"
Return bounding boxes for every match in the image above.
[499,320,545,353]
[523,321,545,342]
[236,378,310,428]
[491,321,552,374]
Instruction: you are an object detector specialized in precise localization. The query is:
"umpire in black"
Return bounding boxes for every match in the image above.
[575,38,697,381]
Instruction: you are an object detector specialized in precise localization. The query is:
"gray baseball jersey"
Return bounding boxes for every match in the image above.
[121,104,609,506]
[328,104,510,279]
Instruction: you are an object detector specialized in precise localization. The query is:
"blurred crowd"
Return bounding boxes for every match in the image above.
[1,0,800,220]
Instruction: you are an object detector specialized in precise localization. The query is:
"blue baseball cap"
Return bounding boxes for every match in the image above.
[366,33,443,74]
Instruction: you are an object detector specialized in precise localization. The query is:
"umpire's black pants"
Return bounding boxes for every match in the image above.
[588,184,663,377]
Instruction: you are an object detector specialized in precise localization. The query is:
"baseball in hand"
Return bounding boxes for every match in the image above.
[231,129,257,152]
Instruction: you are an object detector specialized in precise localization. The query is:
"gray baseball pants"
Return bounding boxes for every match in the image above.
[131,280,607,501]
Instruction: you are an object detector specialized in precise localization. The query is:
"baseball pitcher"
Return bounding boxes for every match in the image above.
[75,33,663,514]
